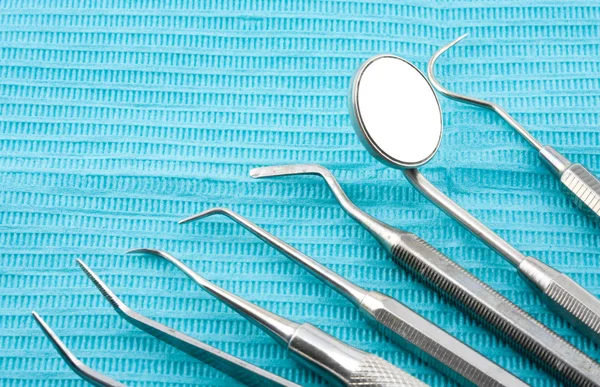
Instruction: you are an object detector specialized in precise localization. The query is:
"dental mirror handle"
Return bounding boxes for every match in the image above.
[358,291,529,387]
[539,146,600,219]
[251,164,600,386]
[403,168,600,346]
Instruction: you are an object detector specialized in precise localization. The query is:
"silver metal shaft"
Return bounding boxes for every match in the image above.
[181,207,528,387]
[180,208,369,309]
[428,35,600,220]
[32,312,128,387]
[427,34,543,151]
[251,163,600,387]
[130,248,429,387]
[402,168,600,346]
[76,259,302,387]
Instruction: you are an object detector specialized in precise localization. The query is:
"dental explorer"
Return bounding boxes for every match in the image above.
[428,34,600,220]
[75,259,302,387]
[32,311,127,387]
[128,248,430,387]
[348,52,600,347]
[251,163,600,387]
[180,207,528,387]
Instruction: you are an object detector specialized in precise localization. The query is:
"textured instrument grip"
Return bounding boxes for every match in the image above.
[390,233,600,387]
[362,292,526,387]
[518,257,600,346]
[546,276,600,343]
[561,164,600,218]
[348,354,429,387]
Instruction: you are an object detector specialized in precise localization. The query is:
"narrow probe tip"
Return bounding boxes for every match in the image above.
[31,311,43,324]
[179,208,222,224]
[127,248,160,255]
[456,33,469,42]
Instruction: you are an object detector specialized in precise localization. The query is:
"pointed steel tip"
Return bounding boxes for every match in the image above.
[127,248,157,255]
[249,165,300,178]
[31,311,49,334]
[179,208,219,225]
[31,310,42,322]
[127,248,180,267]
[435,34,469,57]
[76,259,96,280]
[447,33,469,48]
[76,259,95,280]
[31,312,57,345]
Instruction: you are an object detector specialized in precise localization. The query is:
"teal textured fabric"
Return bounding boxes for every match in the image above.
[1,1,600,386]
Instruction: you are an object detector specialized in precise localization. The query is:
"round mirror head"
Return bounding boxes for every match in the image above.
[349,55,443,169]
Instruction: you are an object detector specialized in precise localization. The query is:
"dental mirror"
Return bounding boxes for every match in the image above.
[349,55,443,168]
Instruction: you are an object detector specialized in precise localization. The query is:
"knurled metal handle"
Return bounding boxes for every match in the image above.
[390,233,600,387]
[361,292,527,387]
[539,146,600,221]
[518,257,600,346]
[288,324,428,387]
[348,354,429,387]
[560,164,600,218]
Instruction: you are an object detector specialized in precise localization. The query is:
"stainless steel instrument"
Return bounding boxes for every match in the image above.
[250,163,600,387]
[129,248,430,387]
[180,207,529,387]
[428,34,600,221]
[75,259,303,387]
[346,50,600,347]
[402,167,600,347]
[32,311,127,387]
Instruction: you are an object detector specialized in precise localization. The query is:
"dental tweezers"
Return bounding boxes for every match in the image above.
[180,207,528,387]
[250,164,600,387]
[32,311,127,387]
[428,34,600,221]
[76,259,302,387]
[33,262,302,387]
[129,248,430,387]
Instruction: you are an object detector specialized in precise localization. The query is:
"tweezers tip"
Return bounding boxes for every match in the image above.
[76,259,98,278]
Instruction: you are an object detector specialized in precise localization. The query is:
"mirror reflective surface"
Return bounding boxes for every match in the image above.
[349,55,443,169]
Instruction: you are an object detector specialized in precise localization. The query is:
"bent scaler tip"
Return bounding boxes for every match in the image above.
[251,163,600,387]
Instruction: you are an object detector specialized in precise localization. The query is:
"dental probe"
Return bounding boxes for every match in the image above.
[428,34,600,220]
[180,207,529,387]
[348,52,600,347]
[129,248,430,387]
[251,163,600,387]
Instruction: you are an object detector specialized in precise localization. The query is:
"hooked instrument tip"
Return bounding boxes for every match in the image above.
[179,208,224,224]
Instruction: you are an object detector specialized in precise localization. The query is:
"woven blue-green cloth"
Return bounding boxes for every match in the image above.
[1,1,600,386]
